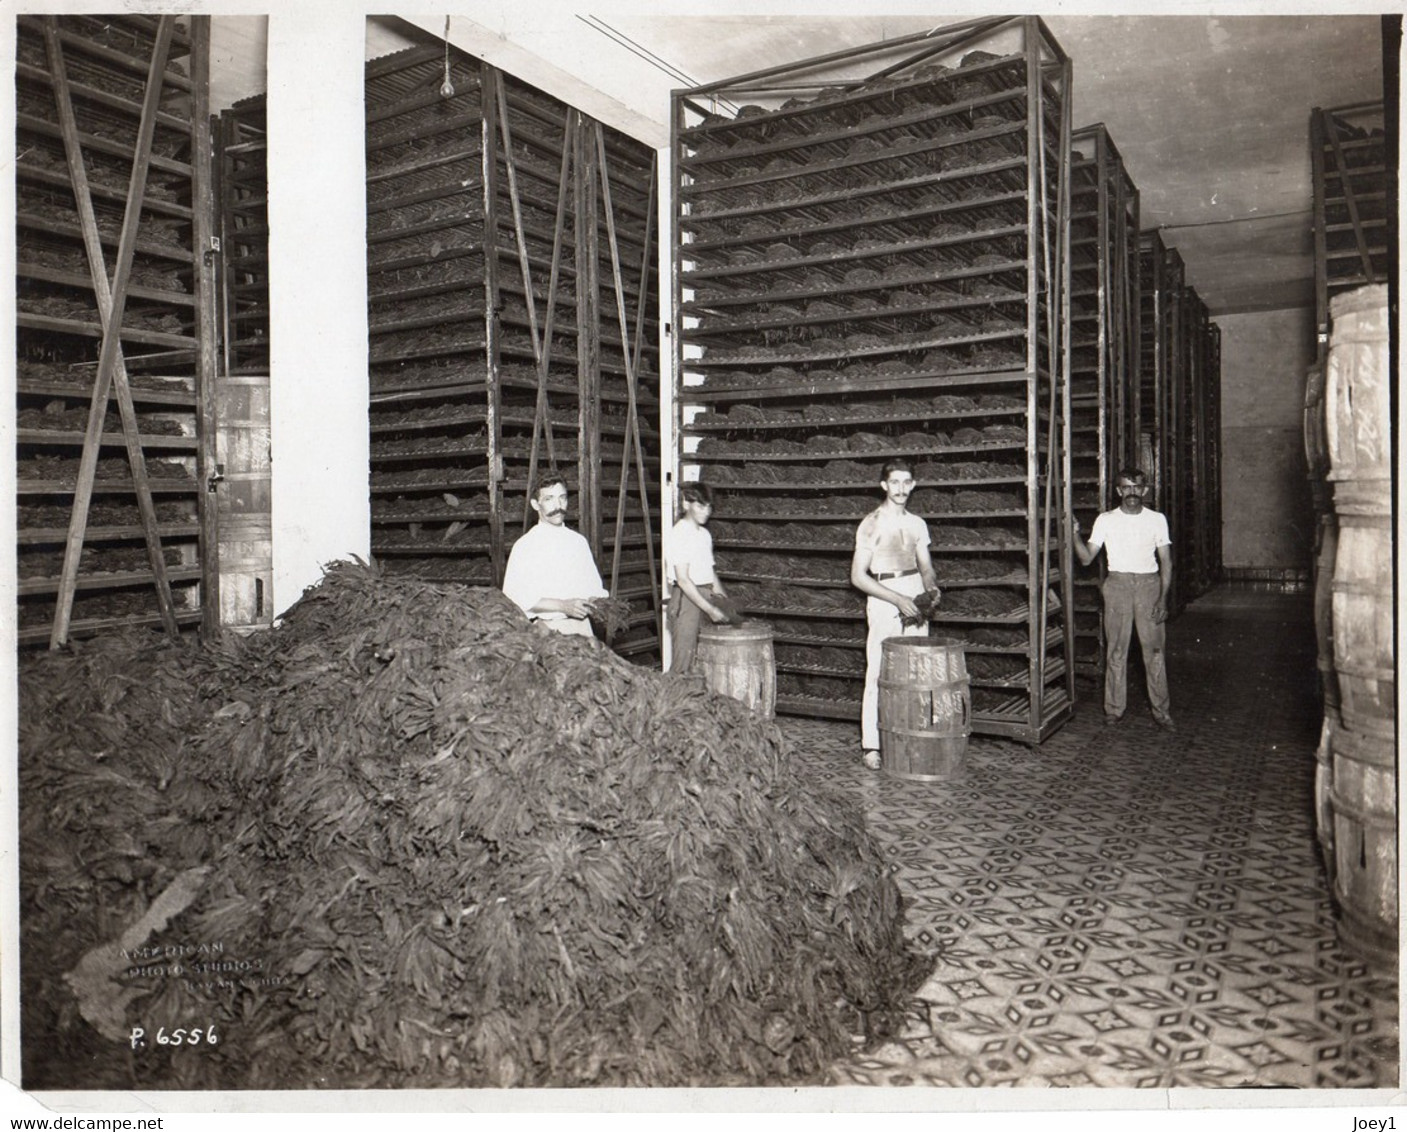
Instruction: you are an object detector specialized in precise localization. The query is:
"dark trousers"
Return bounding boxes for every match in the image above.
[668,583,718,674]
[1103,571,1171,722]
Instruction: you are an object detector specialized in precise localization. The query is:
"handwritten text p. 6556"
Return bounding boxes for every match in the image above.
[129,1025,218,1049]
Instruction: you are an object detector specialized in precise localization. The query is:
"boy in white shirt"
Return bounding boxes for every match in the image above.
[1071,467,1176,730]
[668,482,730,673]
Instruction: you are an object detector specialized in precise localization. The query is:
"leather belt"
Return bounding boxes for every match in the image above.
[874,568,918,581]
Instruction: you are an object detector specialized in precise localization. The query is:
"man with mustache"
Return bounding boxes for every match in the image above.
[1070,467,1176,731]
[851,457,941,769]
[502,474,608,638]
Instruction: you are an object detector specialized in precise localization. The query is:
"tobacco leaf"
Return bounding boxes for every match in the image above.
[20,560,931,1089]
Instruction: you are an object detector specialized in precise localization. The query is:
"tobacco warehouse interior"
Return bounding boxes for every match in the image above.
[8,9,1401,1097]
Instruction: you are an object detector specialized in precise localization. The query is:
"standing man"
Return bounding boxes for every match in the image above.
[1070,467,1175,731]
[502,474,608,638]
[851,458,940,769]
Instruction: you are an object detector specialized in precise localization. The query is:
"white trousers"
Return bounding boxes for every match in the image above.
[861,572,929,751]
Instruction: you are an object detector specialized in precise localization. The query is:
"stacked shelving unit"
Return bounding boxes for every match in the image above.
[212,93,272,629]
[15,13,217,646]
[214,94,268,377]
[1068,124,1140,676]
[1137,234,1221,616]
[1174,282,1223,606]
[1198,320,1222,595]
[673,17,1075,742]
[1311,102,1392,349]
[363,38,664,660]
[1136,230,1169,498]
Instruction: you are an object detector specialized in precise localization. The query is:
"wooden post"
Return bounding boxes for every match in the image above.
[480,63,506,581]
[576,113,602,557]
[190,16,221,638]
[1311,108,1330,349]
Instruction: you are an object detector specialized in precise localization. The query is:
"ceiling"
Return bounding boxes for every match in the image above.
[217,11,1392,318]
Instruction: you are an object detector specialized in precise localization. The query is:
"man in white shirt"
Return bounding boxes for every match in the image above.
[501,475,608,638]
[850,458,941,767]
[1070,467,1175,731]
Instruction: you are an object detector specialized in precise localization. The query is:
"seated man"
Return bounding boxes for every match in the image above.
[501,475,607,638]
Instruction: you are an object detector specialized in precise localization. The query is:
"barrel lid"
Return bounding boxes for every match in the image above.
[882,635,965,650]
[700,619,772,637]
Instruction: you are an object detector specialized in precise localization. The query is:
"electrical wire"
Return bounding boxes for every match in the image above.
[440,15,454,98]
[1157,208,1311,232]
[575,15,738,113]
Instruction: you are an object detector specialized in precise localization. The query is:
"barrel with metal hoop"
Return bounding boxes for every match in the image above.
[696,620,776,719]
[878,636,970,781]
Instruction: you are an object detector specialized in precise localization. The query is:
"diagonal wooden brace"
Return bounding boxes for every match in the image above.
[45,16,180,645]
[594,124,659,620]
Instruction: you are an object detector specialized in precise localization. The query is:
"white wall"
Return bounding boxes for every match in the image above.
[266,13,369,615]
[1217,307,1318,571]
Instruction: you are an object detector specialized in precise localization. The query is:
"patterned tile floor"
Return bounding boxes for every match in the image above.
[785,587,1400,1088]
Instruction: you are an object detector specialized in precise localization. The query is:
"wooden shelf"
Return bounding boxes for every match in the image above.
[17,429,197,449]
[18,564,201,597]
[16,607,202,646]
[17,522,199,545]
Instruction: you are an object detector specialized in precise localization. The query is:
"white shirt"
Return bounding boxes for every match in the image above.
[854,507,930,575]
[502,521,608,631]
[668,518,716,586]
[1087,507,1170,574]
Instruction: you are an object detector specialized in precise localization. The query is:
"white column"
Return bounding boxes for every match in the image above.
[266,13,369,616]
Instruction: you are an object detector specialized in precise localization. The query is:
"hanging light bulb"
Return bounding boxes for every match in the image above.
[440,16,455,98]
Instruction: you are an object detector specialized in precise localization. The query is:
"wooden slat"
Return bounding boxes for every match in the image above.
[18,523,199,545]
[16,313,194,347]
[46,16,180,646]
[17,429,196,449]
[16,160,194,219]
[16,113,193,176]
[16,60,192,133]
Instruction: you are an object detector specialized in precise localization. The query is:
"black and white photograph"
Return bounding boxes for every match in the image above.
[2,2,1400,1122]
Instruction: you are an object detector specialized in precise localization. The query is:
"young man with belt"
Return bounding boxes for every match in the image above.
[850,457,941,769]
[1070,466,1176,731]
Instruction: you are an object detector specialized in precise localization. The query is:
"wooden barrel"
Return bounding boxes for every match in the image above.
[696,621,776,719]
[1321,284,1396,967]
[1331,504,1392,739]
[1313,708,1337,891]
[216,374,272,628]
[1328,725,1399,967]
[1325,285,1390,485]
[1303,358,1330,481]
[1313,511,1339,712]
[877,637,971,781]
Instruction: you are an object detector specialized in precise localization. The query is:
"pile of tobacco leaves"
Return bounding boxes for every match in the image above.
[19,561,931,1090]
